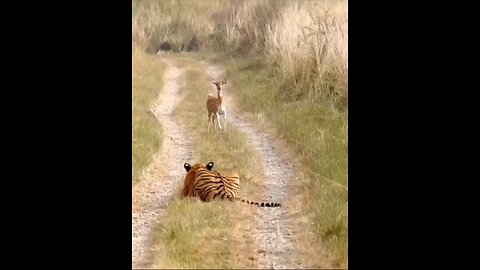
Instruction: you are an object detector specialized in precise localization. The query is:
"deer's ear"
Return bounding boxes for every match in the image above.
[221,80,227,85]
[206,162,214,170]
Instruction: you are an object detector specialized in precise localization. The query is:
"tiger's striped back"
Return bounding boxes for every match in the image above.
[194,169,239,202]
[182,162,282,207]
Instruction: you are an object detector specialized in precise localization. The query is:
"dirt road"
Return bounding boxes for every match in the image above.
[132,57,330,269]
[132,60,194,269]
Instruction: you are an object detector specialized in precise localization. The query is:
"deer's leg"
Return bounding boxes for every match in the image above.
[216,112,223,130]
[212,114,217,131]
[223,109,227,132]
[207,112,211,133]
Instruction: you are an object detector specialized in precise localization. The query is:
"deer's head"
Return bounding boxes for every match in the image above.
[211,79,227,90]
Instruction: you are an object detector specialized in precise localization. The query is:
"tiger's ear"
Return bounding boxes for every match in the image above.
[184,163,191,172]
[206,161,214,170]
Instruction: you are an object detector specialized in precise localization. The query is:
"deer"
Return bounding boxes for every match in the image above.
[206,79,227,133]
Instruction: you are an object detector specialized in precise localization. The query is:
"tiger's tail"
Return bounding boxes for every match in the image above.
[234,197,282,207]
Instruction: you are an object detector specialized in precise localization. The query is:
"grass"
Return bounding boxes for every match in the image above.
[132,45,166,186]
[149,57,261,269]
[152,198,234,268]
[222,57,348,263]
[132,0,348,100]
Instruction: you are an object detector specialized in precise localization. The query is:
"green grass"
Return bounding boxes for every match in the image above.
[149,57,260,269]
[132,46,166,186]
[223,57,348,262]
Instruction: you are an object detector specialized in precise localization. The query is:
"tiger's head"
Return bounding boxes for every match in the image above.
[183,161,214,172]
[182,161,214,197]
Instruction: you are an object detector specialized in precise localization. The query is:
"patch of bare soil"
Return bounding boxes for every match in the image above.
[132,59,194,269]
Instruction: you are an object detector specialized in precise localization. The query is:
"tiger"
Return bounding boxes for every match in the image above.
[182,161,282,207]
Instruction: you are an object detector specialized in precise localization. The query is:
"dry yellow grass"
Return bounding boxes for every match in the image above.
[132,0,348,101]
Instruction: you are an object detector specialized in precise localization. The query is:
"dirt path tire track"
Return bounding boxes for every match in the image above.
[204,63,326,269]
[132,59,194,269]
